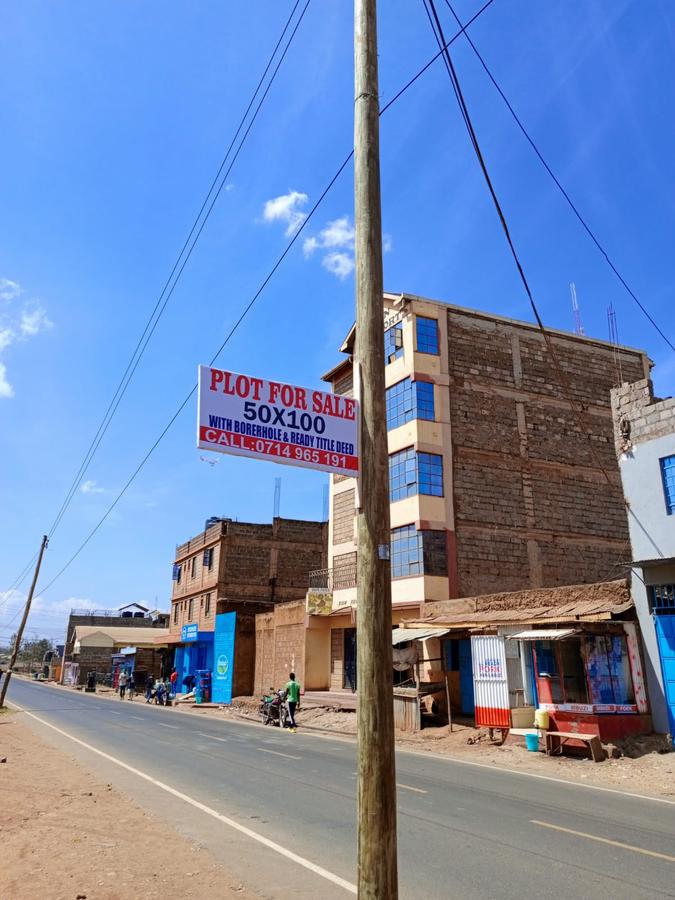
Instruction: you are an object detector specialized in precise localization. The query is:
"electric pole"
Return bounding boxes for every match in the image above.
[0,534,49,708]
[354,1,398,897]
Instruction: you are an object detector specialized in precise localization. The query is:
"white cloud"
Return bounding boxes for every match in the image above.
[0,279,21,302]
[322,252,355,279]
[19,306,52,337]
[0,328,13,352]
[383,234,393,253]
[303,216,354,257]
[262,190,309,236]
[0,362,14,398]
[81,479,104,494]
[225,183,234,192]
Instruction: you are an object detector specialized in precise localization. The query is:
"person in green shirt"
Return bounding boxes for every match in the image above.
[285,672,301,731]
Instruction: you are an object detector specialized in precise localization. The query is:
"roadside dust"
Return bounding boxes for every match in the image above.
[0,713,254,900]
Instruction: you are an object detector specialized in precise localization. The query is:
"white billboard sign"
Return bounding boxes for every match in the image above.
[197,365,359,477]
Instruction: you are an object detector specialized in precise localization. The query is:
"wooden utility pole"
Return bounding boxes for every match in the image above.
[0,535,49,708]
[354,1,398,897]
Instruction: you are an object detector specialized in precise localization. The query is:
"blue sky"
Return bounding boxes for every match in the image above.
[1,0,674,642]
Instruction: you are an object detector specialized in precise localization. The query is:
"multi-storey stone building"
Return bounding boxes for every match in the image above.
[168,516,326,697]
[300,292,650,693]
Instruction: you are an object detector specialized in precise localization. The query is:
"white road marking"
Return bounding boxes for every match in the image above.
[157,723,178,729]
[397,783,427,794]
[131,716,144,721]
[532,820,675,863]
[258,748,302,761]
[110,711,121,716]
[198,732,228,743]
[9,701,356,894]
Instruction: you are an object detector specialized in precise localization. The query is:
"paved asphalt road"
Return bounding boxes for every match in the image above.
[8,678,675,899]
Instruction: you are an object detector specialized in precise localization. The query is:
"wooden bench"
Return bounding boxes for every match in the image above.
[545,730,605,763]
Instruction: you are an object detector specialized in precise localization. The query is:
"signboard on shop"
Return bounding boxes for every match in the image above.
[197,366,359,477]
[181,623,198,643]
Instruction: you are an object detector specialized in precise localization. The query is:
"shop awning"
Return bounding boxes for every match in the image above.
[391,627,450,645]
[506,628,577,641]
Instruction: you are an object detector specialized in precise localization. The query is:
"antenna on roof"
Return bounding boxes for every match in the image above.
[607,302,623,385]
[273,477,282,519]
[570,282,584,336]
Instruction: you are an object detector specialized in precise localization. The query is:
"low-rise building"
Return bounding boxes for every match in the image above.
[69,624,169,686]
[612,378,675,737]
[167,516,326,699]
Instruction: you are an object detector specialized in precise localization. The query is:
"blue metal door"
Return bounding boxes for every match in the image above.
[654,614,675,740]
[459,638,475,715]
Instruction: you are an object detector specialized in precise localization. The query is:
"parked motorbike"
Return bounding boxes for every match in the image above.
[260,688,289,727]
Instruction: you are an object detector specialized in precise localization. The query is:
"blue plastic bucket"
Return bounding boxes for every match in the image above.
[525,733,539,752]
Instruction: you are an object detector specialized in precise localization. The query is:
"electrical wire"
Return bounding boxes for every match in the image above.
[423,0,621,490]
[443,0,675,355]
[45,0,311,542]
[13,0,498,613]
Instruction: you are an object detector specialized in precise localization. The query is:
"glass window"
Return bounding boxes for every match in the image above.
[190,556,197,577]
[418,452,443,496]
[415,381,435,421]
[188,598,193,620]
[203,548,213,569]
[386,379,435,430]
[173,603,178,625]
[172,564,182,583]
[204,593,211,617]
[384,323,403,364]
[389,448,417,502]
[390,525,447,578]
[389,450,443,502]
[661,455,675,515]
[416,316,439,354]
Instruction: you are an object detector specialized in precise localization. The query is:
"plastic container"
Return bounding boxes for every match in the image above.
[534,708,550,730]
[525,732,540,752]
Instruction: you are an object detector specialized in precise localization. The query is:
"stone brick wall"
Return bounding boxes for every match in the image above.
[332,490,355,545]
[447,309,647,596]
[254,601,306,695]
[611,378,675,454]
[330,628,344,691]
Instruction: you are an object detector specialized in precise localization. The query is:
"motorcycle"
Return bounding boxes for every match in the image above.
[259,688,289,727]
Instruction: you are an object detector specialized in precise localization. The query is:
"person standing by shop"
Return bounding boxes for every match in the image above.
[118,669,127,700]
[127,671,135,700]
[285,672,301,732]
[169,667,178,698]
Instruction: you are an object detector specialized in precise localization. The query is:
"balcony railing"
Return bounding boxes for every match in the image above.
[308,564,357,592]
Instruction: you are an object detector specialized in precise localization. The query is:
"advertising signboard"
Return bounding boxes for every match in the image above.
[197,366,358,477]
[211,611,236,705]
[181,623,198,643]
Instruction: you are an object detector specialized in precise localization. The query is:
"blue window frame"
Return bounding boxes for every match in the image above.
[390,524,447,578]
[389,448,417,502]
[660,455,675,515]
[650,584,675,614]
[384,323,403,364]
[391,524,422,577]
[386,379,435,430]
[418,452,443,496]
[416,316,439,354]
[389,449,443,502]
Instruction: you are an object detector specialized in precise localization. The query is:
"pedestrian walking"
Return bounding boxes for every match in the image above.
[285,672,301,732]
[169,667,178,697]
[127,672,135,700]
[118,669,127,700]
[145,672,154,703]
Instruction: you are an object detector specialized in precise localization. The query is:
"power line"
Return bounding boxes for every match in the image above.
[13,0,497,611]
[45,0,311,542]
[442,0,675,354]
[423,0,620,489]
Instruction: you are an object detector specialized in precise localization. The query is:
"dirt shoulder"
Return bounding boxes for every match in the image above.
[0,709,251,900]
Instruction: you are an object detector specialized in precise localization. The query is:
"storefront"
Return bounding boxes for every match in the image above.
[173,623,214,693]
[508,623,650,739]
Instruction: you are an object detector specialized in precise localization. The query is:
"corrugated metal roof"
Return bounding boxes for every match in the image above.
[74,625,169,645]
[506,628,577,641]
[392,626,450,645]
